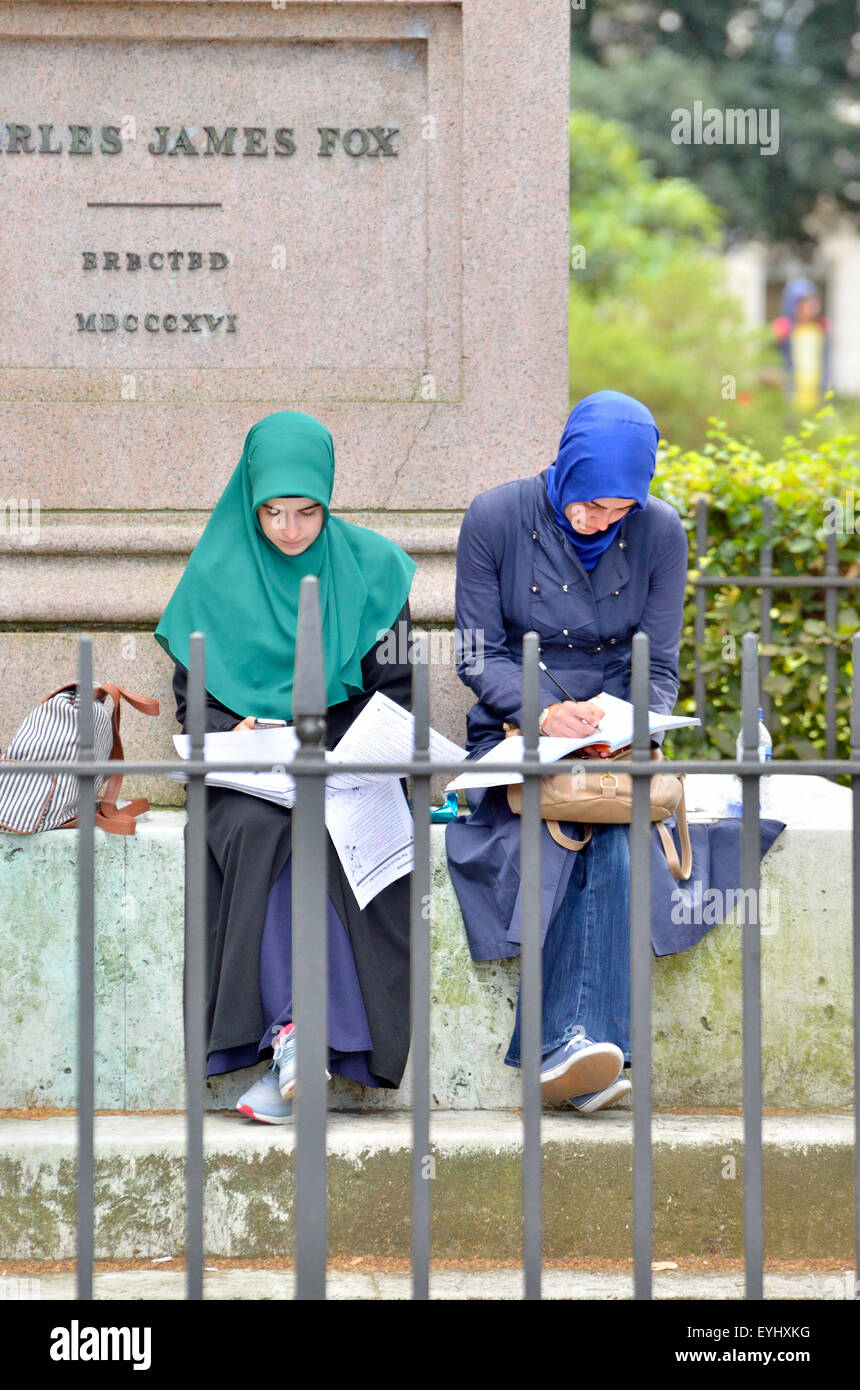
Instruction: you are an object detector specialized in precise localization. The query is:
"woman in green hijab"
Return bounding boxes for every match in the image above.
[155,410,417,1122]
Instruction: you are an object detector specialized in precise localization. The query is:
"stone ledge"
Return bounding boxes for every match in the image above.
[13,1268,854,1302]
[0,777,853,1112]
[0,510,464,557]
[0,1112,852,1261]
[0,511,461,624]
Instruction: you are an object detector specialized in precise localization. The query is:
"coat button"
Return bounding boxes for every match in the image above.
[531,531,538,540]
[612,590,620,596]
[562,584,568,592]
[593,645,603,653]
[619,540,627,549]
[609,637,616,644]
[568,643,573,649]
[530,584,539,593]
[562,629,568,635]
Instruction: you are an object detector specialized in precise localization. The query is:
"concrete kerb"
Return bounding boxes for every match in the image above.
[0,1112,853,1262]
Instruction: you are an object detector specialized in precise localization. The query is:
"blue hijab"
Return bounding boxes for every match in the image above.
[780,277,821,322]
[545,390,660,570]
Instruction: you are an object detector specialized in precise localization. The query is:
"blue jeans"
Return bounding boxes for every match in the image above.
[506,822,632,1068]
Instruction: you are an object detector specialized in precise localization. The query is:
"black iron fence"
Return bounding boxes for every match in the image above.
[1,572,858,1301]
[691,496,857,759]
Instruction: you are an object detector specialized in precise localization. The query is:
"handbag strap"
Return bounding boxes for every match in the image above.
[91,683,159,807]
[40,681,159,834]
[57,798,151,837]
[547,820,593,853]
[656,783,693,881]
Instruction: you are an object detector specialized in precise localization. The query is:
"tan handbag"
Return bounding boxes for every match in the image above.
[503,725,693,881]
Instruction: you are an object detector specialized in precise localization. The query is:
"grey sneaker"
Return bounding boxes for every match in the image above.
[236,1064,294,1125]
[568,1076,632,1114]
[273,1023,331,1101]
[539,1035,624,1104]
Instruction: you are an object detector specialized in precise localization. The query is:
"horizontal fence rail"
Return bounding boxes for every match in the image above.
[0,583,857,1302]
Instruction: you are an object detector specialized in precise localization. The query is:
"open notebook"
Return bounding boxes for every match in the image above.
[168,691,466,806]
[446,691,700,792]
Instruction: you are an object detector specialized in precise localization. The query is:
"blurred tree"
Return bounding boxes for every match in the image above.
[569,106,723,292]
[569,109,781,447]
[570,0,860,244]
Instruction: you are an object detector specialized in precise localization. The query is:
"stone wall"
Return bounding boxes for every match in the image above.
[0,1,571,794]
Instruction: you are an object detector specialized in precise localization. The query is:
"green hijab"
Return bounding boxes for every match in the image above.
[154,411,416,720]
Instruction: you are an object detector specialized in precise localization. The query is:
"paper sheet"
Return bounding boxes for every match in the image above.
[324,779,414,910]
[168,695,464,906]
[169,727,298,805]
[326,691,466,788]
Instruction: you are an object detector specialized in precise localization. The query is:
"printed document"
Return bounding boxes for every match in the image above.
[169,693,466,905]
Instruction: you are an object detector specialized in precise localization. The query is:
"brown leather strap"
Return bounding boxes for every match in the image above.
[547,820,593,852]
[40,680,78,704]
[94,684,161,762]
[657,784,693,881]
[92,685,159,807]
[58,797,151,836]
[97,798,151,835]
[99,797,151,820]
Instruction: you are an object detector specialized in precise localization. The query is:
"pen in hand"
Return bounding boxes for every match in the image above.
[538,661,578,704]
[537,661,606,744]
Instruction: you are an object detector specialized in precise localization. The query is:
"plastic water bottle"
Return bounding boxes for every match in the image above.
[726,708,772,816]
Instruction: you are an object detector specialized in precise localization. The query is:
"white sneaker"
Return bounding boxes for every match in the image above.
[568,1076,632,1114]
[539,1035,624,1104]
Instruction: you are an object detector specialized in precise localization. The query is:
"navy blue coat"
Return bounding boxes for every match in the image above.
[454,471,687,754]
[445,470,784,961]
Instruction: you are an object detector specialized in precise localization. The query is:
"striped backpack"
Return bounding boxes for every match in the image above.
[0,681,159,836]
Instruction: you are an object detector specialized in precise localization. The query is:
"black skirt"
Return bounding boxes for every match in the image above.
[171,601,414,1088]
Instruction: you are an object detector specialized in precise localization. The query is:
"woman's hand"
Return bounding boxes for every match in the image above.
[541,700,605,740]
[233,716,258,731]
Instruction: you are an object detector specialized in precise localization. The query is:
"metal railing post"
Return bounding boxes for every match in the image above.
[693,499,708,731]
[76,637,96,1302]
[292,575,329,1300]
[740,631,763,1299]
[410,632,432,1300]
[825,527,839,763]
[630,631,653,1300]
[759,498,773,734]
[520,631,542,1300]
[185,632,207,1301]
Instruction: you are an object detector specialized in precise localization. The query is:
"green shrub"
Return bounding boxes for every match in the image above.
[652,404,860,767]
[568,107,860,454]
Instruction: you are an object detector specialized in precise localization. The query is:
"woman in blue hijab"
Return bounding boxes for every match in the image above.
[445,390,689,1112]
